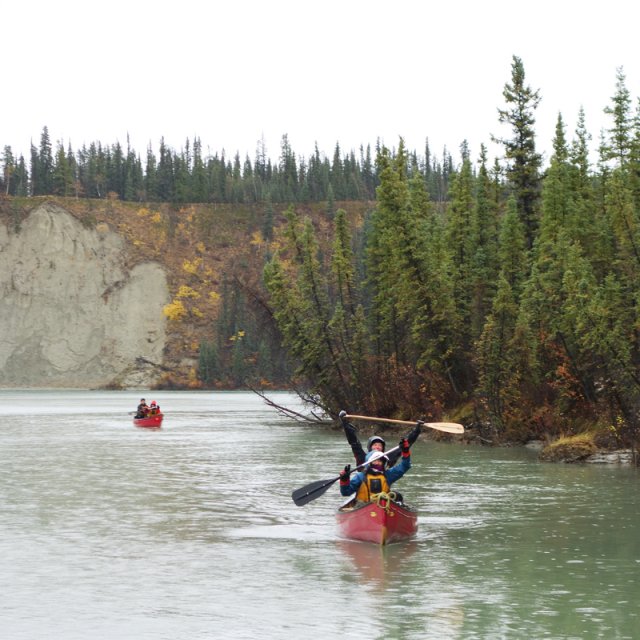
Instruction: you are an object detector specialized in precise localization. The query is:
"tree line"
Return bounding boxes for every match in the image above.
[1,130,455,206]
[4,55,639,451]
[261,57,640,451]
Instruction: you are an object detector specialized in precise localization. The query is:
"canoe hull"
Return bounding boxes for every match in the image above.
[133,413,164,428]
[336,496,418,545]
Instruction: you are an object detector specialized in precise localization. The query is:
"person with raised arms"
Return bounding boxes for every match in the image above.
[338,436,412,505]
[339,409,421,467]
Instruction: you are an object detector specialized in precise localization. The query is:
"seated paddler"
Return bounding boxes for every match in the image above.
[339,437,412,504]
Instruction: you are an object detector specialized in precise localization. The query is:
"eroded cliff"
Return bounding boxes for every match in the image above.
[0,203,169,387]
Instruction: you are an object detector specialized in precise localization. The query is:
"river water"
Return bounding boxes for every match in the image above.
[0,390,638,639]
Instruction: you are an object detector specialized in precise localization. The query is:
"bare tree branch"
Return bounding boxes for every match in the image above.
[249,385,332,424]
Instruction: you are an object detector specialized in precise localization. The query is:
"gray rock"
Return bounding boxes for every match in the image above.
[584,450,634,465]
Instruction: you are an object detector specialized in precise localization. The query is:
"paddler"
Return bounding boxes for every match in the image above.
[338,410,421,467]
[339,437,412,504]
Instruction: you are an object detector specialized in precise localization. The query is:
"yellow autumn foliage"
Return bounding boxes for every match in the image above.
[163,300,187,321]
[183,258,202,275]
[176,285,200,299]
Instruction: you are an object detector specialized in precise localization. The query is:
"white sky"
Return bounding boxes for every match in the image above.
[3,0,639,168]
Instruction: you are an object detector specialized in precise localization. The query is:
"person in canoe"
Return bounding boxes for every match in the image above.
[339,437,412,504]
[148,400,161,415]
[339,410,421,467]
[135,398,149,419]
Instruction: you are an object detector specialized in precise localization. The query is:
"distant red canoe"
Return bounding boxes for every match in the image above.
[133,413,164,428]
[336,495,418,545]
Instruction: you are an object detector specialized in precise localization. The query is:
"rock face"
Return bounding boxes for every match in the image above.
[0,203,169,388]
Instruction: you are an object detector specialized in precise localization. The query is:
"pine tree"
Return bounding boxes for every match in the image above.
[475,272,521,431]
[494,55,543,249]
[330,143,346,200]
[2,146,15,195]
[469,144,501,340]
[366,141,411,363]
[604,168,640,273]
[124,136,143,201]
[497,196,529,295]
[13,155,29,196]
[109,141,125,198]
[141,143,154,201]
[31,126,54,195]
[575,273,640,434]
[475,198,529,431]
[263,207,350,410]
[537,114,573,246]
[156,138,174,201]
[629,98,640,209]
[198,340,219,383]
[52,141,74,196]
[445,143,476,355]
[602,67,633,168]
[279,134,298,202]
[191,137,208,203]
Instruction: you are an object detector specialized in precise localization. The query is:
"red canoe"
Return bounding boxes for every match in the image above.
[336,494,418,545]
[133,413,164,428]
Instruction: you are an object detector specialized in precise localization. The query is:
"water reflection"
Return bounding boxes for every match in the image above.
[337,539,418,586]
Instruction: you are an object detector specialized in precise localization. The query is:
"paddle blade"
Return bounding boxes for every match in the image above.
[291,476,339,506]
[425,422,465,434]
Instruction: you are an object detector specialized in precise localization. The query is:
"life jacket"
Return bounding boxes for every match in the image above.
[356,470,390,502]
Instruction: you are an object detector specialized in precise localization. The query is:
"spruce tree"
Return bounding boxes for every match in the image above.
[366,141,411,363]
[470,144,501,339]
[52,142,74,196]
[2,146,15,195]
[494,55,543,249]
[475,198,529,431]
[263,207,350,411]
[602,67,633,167]
[445,142,476,356]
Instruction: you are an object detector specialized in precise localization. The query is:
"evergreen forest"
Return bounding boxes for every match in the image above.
[3,56,640,452]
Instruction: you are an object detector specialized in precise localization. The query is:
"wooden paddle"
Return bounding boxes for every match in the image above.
[345,414,464,435]
[291,447,400,507]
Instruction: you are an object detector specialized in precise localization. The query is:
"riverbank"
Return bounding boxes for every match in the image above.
[535,431,637,465]
[331,419,638,466]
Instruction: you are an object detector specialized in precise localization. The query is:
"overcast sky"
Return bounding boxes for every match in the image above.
[4,0,639,168]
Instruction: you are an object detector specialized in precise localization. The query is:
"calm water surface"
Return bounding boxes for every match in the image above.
[0,390,638,639]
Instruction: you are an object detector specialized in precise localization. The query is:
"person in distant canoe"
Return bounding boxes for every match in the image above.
[135,398,149,419]
[338,410,421,467]
[148,400,160,416]
[339,437,412,504]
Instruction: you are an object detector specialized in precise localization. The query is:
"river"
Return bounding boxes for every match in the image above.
[0,390,638,639]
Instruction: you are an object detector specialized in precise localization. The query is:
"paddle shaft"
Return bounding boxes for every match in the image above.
[291,445,401,506]
[345,414,464,434]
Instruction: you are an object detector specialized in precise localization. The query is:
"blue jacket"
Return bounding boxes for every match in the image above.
[340,454,411,497]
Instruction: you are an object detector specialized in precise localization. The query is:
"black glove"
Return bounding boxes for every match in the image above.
[400,438,410,457]
[339,464,351,484]
[407,420,423,445]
